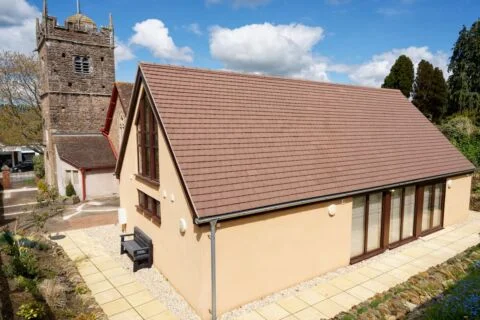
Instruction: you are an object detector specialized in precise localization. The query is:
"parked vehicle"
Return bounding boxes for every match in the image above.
[11,160,34,172]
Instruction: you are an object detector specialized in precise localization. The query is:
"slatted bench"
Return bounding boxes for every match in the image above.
[120,227,153,272]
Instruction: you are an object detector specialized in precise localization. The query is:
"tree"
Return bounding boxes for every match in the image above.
[412,60,448,123]
[447,20,480,122]
[0,51,43,153]
[382,55,414,98]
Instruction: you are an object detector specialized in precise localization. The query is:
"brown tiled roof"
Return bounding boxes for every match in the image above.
[116,82,134,114]
[137,63,474,219]
[55,134,116,169]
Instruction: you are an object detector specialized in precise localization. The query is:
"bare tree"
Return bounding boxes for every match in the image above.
[0,51,43,153]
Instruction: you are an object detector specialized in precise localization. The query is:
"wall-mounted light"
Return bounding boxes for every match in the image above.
[162,190,167,199]
[447,179,453,189]
[390,189,395,193]
[328,204,336,217]
[170,193,175,203]
[179,218,187,234]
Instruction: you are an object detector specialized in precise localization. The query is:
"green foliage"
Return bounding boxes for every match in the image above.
[412,59,448,123]
[13,248,39,279]
[33,155,44,179]
[65,181,76,197]
[16,301,46,320]
[15,275,39,295]
[382,54,414,98]
[423,260,480,319]
[447,20,480,122]
[36,179,48,194]
[74,284,89,295]
[439,115,480,167]
[74,313,97,320]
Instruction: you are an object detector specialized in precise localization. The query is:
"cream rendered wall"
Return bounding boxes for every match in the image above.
[444,174,473,226]
[54,148,83,199]
[119,85,211,319]
[214,198,353,315]
[85,169,118,199]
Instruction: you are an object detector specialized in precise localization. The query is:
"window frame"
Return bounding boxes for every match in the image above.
[135,92,159,183]
[137,190,161,225]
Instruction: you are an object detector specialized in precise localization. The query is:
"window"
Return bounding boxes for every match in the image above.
[137,190,161,224]
[64,170,71,185]
[136,94,159,181]
[388,186,416,245]
[74,56,90,74]
[350,192,383,260]
[72,170,79,184]
[420,182,445,233]
[119,115,126,142]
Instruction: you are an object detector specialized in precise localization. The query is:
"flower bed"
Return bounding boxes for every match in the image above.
[0,230,106,320]
[334,244,480,320]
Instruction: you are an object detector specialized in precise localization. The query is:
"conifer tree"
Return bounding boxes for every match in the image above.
[382,55,414,98]
[447,20,480,121]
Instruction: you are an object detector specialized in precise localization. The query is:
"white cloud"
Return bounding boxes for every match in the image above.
[209,23,329,81]
[206,0,271,8]
[345,46,449,87]
[130,19,193,63]
[115,37,135,65]
[185,23,202,35]
[0,0,39,53]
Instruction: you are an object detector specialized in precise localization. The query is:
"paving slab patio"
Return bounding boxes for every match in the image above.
[52,230,178,320]
[226,211,480,320]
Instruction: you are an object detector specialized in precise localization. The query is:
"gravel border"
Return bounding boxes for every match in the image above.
[83,224,201,320]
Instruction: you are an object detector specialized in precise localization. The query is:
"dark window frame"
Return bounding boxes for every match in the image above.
[136,93,159,183]
[137,190,161,225]
[385,185,417,249]
[351,179,447,264]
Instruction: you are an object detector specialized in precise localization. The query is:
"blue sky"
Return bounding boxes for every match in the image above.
[2,0,479,86]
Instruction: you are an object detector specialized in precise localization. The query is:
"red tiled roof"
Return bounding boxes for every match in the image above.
[55,134,116,169]
[116,82,134,114]
[133,63,474,218]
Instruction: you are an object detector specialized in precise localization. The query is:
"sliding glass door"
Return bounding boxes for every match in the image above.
[350,192,383,260]
[421,182,444,233]
[389,186,416,246]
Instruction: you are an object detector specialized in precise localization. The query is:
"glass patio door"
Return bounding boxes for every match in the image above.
[421,182,444,233]
[389,186,416,245]
[350,192,383,260]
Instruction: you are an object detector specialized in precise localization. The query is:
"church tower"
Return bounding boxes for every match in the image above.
[36,0,115,185]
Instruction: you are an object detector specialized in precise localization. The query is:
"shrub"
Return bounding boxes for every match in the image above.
[74,313,97,320]
[38,278,67,309]
[15,275,39,295]
[75,284,89,295]
[16,301,46,320]
[12,248,39,279]
[36,179,48,194]
[65,181,76,197]
[439,115,480,166]
[33,155,45,179]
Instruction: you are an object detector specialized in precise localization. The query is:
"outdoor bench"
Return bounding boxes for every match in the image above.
[120,226,153,272]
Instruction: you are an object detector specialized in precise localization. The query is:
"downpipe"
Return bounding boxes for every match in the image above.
[210,220,218,320]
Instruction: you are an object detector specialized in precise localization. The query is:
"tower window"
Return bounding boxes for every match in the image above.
[74,56,91,74]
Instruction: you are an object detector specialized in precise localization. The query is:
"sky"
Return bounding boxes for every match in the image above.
[1,0,479,86]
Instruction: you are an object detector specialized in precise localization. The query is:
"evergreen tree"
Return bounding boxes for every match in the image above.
[412,60,448,123]
[430,67,448,122]
[447,20,480,121]
[412,60,434,117]
[382,55,414,98]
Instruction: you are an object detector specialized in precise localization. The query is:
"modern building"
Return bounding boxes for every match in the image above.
[116,63,475,319]
[36,1,117,199]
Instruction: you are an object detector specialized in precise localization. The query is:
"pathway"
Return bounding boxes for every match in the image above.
[53,230,177,320]
[231,211,480,320]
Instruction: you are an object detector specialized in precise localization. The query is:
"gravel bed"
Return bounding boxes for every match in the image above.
[83,224,200,320]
